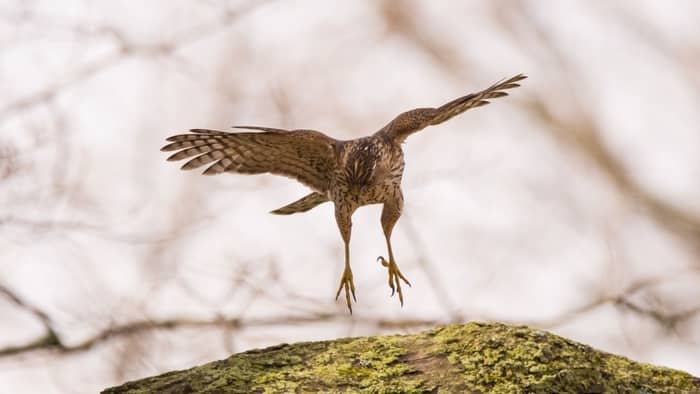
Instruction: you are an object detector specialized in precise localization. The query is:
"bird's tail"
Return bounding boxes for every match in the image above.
[270,192,330,215]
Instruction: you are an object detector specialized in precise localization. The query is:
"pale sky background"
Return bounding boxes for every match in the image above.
[1,1,700,392]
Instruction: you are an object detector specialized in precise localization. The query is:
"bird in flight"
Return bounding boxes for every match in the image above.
[162,74,526,313]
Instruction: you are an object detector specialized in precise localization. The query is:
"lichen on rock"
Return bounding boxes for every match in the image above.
[103,322,700,393]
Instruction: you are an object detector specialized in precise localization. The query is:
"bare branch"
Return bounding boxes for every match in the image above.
[533,273,700,330]
[524,95,700,254]
[494,2,700,255]
[400,212,462,320]
[0,0,271,122]
[378,0,463,72]
[0,284,61,355]
[0,314,439,358]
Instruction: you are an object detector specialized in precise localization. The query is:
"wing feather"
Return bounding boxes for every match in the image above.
[378,74,527,143]
[162,128,338,192]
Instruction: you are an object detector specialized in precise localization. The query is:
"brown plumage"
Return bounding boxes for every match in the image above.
[161,74,526,313]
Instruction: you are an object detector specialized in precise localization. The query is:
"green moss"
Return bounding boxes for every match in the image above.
[254,336,425,393]
[103,322,700,394]
[429,322,699,394]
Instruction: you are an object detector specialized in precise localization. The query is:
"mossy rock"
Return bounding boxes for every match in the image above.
[103,322,700,393]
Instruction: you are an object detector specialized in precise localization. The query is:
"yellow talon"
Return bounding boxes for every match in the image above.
[377,256,411,306]
[335,266,356,313]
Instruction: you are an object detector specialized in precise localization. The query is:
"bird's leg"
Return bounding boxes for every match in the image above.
[334,207,356,313]
[377,196,411,306]
[335,240,356,313]
[377,235,411,306]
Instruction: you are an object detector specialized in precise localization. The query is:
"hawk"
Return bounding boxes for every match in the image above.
[162,74,526,313]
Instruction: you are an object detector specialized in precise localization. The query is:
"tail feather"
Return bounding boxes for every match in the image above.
[270,192,329,215]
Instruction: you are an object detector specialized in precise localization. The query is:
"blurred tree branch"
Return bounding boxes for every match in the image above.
[525,96,700,254]
[533,273,700,332]
[491,1,700,255]
[0,0,270,122]
[378,0,463,73]
[0,312,439,358]
[0,284,61,355]
[400,212,462,321]
[0,214,213,244]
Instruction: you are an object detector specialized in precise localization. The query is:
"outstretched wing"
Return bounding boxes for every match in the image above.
[161,127,338,193]
[378,74,527,143]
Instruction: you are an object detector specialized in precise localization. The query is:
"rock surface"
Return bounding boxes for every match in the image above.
[103,322,700,393]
